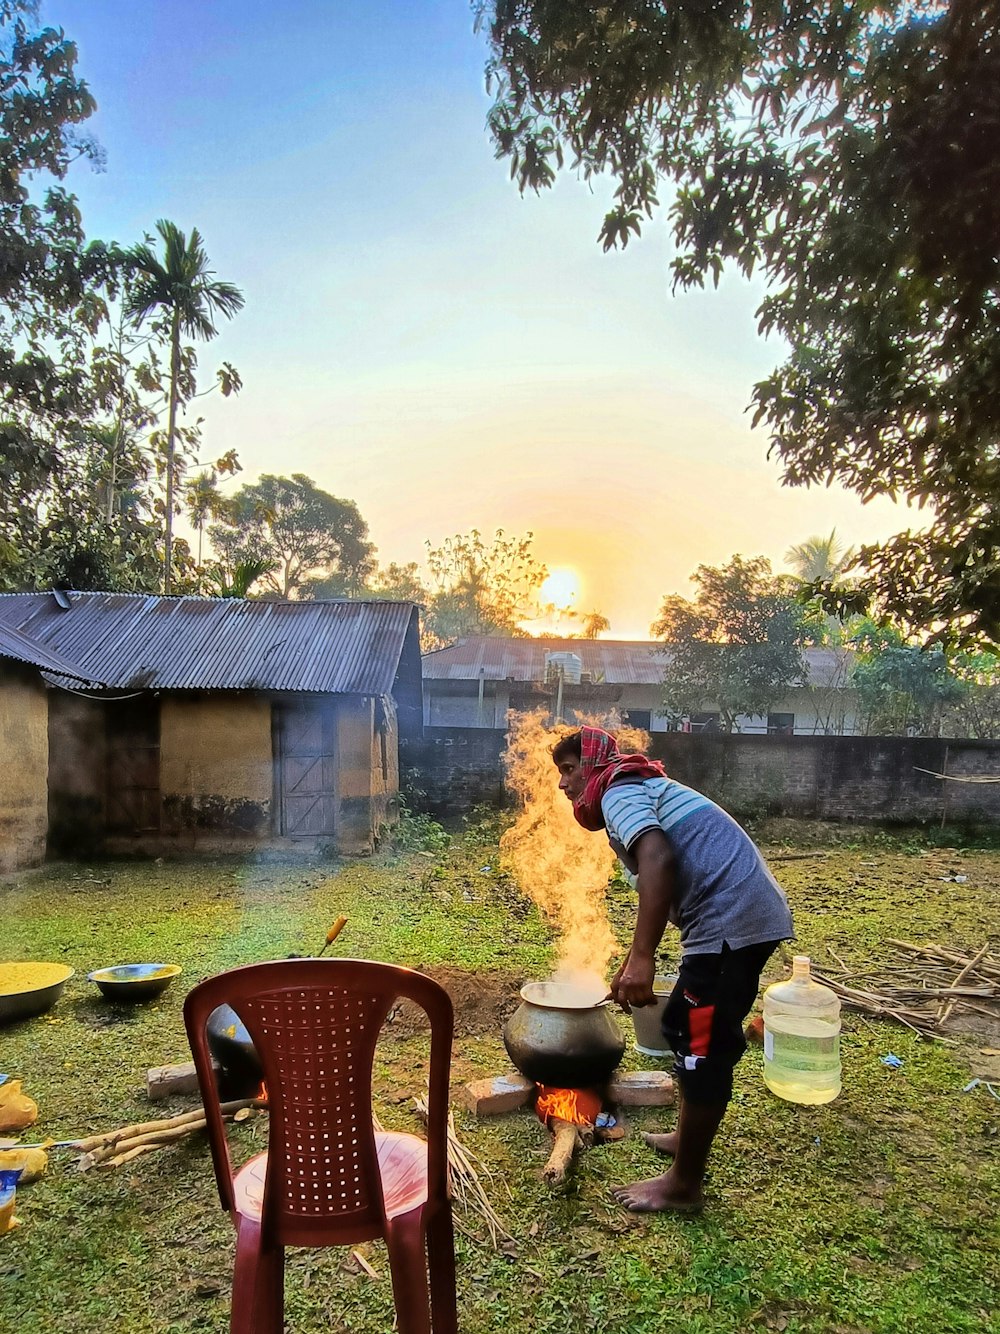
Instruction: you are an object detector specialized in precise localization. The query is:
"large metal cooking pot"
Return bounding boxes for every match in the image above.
[502,981,626,1088]
[207,1003,263,1090]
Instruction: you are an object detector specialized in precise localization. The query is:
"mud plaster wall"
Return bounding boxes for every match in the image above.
[335,697,384,853]
[0,663,49,873]
[47,691,107,856]
[370,699,399,839]
[160,695,272,834]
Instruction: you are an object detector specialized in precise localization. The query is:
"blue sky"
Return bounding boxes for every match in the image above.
[50,0,908,635]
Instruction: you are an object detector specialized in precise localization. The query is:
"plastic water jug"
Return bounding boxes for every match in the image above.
[763,956,841,1104]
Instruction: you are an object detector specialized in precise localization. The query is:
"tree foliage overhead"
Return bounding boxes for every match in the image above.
[423,528,546,648]
[0,5,245,595]
[652,555,808,731]
[209,474,375,600]
[124,219,244,592]
[481,0,1000,645]
[0,0,122,584]
[849,620,964,737]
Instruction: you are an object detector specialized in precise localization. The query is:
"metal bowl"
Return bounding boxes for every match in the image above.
[88,963,182,1003]
[0,962,75,1024]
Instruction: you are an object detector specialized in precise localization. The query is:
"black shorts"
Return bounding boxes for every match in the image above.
[661,941,780,1105]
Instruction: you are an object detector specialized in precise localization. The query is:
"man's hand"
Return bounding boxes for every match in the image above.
[610,951,656,1011]
[611,828,675,1011]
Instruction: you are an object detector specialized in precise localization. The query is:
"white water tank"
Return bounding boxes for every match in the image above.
[545,652,583,684]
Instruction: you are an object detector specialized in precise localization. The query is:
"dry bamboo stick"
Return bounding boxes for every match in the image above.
[350,1249,381,1279]
[812,973,936,1036]
[885,986,994,1000]
[769,851,832,862]
[938,943,991,1026]
[888,940,1000,979]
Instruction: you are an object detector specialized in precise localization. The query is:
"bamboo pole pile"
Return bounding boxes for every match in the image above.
[813,939,998,1041]
[75,1098,266,1171]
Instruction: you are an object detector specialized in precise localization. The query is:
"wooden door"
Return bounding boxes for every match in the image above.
[106,696,161,833]
[276,702,336,837]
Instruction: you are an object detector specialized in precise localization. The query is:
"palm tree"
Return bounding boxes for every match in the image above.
[581,610,611,638]
[208,556,274,599]
[185,468,225,569]
[785,529,855,583]
[124,220,244,592]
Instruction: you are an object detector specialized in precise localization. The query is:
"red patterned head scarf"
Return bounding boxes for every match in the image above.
[572,726,666,831]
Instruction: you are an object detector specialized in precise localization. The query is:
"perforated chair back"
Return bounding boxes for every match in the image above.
[184,959,453,1249]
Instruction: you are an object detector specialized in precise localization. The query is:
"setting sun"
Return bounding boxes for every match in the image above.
[540,567,580,609]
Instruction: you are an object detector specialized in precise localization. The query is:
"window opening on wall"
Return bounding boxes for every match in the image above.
[690,712,720,733]
[767,713,795,735]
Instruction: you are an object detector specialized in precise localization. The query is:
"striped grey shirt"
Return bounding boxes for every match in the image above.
[601,776,794,956]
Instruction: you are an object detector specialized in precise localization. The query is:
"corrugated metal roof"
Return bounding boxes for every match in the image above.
[0,593,419,695]
[422,637,855,688]
[422,637,668,684]
[0,622,97,682]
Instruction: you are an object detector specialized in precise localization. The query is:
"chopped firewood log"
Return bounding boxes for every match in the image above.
[542,1118,594,1184]
[76,1098,265,1171]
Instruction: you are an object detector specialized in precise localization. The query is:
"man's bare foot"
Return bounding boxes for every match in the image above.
[612,1168,704,1214]
[642,1130,679,1156]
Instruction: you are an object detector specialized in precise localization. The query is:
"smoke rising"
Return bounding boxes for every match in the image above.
[500,712,648,989]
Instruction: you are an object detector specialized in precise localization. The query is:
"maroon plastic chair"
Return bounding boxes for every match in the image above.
[183,959,457,1334]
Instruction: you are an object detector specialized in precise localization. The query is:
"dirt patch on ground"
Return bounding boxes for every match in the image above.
[385,965,524,1037]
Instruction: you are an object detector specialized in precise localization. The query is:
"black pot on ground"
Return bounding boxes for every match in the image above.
[502,981,626,1088]
[206,1003,263,1095]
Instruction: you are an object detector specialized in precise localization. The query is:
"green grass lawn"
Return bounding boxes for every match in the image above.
[1,821,998,1334]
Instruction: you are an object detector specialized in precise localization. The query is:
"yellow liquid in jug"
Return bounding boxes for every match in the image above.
[763,1013,841,1105]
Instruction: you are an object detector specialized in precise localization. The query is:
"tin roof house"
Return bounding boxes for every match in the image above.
[0,592,422,864]
[422,637,861,736]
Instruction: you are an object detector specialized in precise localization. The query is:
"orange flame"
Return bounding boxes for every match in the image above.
[535,1084,602,1127]
[256,1080,268,1105]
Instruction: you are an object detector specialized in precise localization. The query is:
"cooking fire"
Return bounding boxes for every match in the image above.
[535,1083,607,1184]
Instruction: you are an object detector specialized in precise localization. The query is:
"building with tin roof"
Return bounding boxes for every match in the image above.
[0,592,422,862]
[422,636,860,736]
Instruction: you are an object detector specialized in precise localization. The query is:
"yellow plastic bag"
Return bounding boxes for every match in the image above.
[0,1080,38,1134]
[0,1147,47,1183]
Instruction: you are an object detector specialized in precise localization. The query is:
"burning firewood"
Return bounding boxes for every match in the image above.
[543,1120,587,1183]
[536,1085,600,1185]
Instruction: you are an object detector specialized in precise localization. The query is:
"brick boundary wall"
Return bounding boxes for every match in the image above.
[402,728,1000,827]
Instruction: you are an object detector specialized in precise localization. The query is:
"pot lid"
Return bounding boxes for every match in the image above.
[519,980,609,1010]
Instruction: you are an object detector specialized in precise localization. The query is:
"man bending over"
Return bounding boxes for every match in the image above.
[552,726,793,1213]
